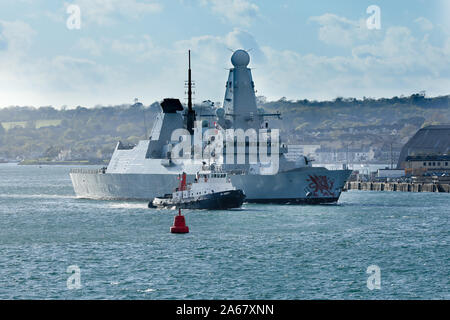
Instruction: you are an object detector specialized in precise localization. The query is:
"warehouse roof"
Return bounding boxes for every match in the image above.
[397,125,450,168]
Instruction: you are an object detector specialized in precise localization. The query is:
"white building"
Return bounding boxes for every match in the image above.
[286,145,320,161]
[316,148,375,163]
[377,169,405,179]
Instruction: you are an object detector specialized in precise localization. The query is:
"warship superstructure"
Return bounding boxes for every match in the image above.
[70,50,352,203]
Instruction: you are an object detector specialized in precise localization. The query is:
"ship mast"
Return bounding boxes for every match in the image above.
[186,50,196,135]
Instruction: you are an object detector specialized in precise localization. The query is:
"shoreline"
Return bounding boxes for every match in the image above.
[345,181,450,193]
[17,160,107,166]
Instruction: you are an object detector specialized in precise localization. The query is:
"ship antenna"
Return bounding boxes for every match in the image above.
[188,50,192,110]
[186,50,196,135]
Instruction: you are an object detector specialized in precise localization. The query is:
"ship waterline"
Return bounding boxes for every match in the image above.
[70,167,351,203]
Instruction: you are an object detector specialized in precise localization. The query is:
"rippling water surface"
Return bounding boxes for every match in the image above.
[0,164,448,299]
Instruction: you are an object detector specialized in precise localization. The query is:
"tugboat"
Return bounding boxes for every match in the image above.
[149,164,245,210]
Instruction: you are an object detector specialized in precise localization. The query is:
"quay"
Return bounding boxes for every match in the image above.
[344,181,450,193]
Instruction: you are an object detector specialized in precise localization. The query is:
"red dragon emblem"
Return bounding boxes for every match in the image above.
[306,175,336,197]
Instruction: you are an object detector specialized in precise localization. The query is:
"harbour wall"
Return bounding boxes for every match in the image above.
[344,182,450,193]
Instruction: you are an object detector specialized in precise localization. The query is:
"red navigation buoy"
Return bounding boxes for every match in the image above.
[170,208,189,233]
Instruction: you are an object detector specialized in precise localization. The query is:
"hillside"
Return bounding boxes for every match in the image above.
[0,93,449,162]
[262,94,450,150]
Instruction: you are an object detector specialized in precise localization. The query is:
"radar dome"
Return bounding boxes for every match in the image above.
[231,49,250,67]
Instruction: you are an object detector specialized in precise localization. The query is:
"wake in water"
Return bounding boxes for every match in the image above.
[0,193,76,199]
[108,202,149,209]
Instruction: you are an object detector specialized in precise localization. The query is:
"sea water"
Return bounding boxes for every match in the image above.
[0,164,448,299]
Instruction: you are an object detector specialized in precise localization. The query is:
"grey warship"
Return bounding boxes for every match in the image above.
[70,50,352,204]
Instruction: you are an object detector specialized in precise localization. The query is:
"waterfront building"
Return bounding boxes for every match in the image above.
[397,125,450,169]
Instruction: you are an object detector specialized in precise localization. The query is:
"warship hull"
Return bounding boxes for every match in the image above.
[70,167,351,204]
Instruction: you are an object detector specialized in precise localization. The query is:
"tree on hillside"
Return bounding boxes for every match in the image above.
[0,123,5,146]
[42,146,62,158]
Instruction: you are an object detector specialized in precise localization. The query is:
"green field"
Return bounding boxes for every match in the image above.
[1,121,27,130]
[19,159,108,165]
[36,120,62,128]
[1,119,62,131]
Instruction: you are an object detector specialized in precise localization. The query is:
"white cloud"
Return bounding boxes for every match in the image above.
[45,56,109,90]
[175,28,263,64]
[309,13,375,47]
[110,35,162,60]
[1,12,449,108]
[0,19,122,107]
[257,23,450,100]
[414,17,434,31]
[200,0,259,27]
[439,0,450,33]
[0,20,35,54]
[61,28,264,105]
[77,38,103,56]
[77,35,166,63]
[351,26,449,77]
[68,0,163,26]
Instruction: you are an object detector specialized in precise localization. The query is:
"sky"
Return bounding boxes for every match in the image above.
[0,0,449,108]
